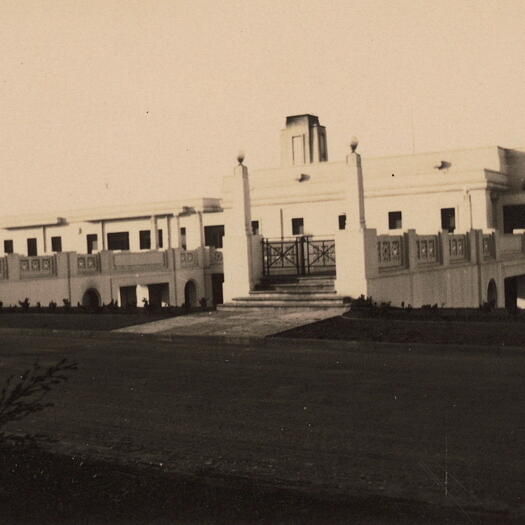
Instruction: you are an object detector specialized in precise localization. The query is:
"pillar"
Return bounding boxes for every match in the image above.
[136,284,149,307]
[151,216,158,250]
[222,155,256,302]
[335,139,372,298]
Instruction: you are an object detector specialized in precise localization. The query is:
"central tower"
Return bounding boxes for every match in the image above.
[280,114,328,167]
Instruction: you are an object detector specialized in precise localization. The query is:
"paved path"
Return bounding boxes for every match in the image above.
[114,307,348,337]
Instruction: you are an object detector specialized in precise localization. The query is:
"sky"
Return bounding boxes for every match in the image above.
[2,0,525,215]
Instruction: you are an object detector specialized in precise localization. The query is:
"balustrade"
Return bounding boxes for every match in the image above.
[377,235,404,269]
[416,235,438,264]
[19,256,56,278]
[448,234,468,262]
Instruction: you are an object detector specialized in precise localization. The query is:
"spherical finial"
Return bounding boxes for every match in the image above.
[350,136,359,153]
[237,151,245,165]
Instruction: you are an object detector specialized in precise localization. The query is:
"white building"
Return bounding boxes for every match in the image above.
[2,114,525,310]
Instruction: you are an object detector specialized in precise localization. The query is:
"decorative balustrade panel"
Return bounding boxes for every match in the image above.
[208,248,223,267]
[377,235,404,269]
[499,233,524,255]
[448,234,468,262]
[20,256,56,278]
[416,235,438,264]
[482,234,494,259]
[77,254,100,273]
[113,250,168,272]
[0,257,7,280]
[180,249,200,269]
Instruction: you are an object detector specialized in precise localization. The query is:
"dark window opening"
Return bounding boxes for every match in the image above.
[139,230,151,250]
[441,208,456,233]
[338,214,346,230]
[51,236,62,252]
[4,240,13,254]
[107,232,130,251]
[204,225,225,249]
[251,220,260,235]
[292,218,304,236]
[27,238,37,256]
[157,229,163,248]
[87,234,98,254]
[180,227,187,250]
[388,211,402,230]
[503,204,525,233]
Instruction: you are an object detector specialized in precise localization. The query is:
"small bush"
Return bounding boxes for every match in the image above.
[18,298,30,311]
[0,359,78,439]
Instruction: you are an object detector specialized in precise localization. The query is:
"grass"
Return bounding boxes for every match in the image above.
[0,312,175,331]
[275,311,525,346]
[0,332,524,523]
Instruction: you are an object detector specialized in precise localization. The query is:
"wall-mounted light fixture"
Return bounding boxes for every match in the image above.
[433,160,451,170]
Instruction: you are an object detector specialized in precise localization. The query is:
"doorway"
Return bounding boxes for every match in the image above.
[184,280,197,307]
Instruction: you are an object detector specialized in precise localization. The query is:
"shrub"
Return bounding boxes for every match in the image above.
[18,298,30,310]
[0,359,78,439]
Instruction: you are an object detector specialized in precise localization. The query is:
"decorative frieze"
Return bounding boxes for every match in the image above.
[482,234,494,259]
[77,254,100,273]
[449,234,468,262]
[19,256,56,278]
[180,249,199,268]
[416,236,438,264]
[0,258,7,280]
[377,236,404,269]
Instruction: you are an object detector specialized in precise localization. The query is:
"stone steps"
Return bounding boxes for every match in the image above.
[219,274,348,311]
[219,299,347,310]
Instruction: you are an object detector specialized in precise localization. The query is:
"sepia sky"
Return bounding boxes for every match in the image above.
[2,0,525,215]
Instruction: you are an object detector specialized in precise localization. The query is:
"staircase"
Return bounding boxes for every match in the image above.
[219,275,349,310]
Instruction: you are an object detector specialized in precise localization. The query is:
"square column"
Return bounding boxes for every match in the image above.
[222,159,258,302]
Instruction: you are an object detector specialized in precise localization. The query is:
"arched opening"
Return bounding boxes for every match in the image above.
[487,279,497,308]
[184,280,197,308]
[82,288,101,308]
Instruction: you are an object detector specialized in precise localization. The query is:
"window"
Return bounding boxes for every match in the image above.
[107,232,130,251]
[292,135,305,165]
[87,234,98,254]
[338,214,346,230]
[180,227,187,250]
[251,220,260,235]
[388,211,402,230]
[441,208,456,233]
[3,240,13,254]
[204,225,225,249]
[157,229,163,248]
[291,218,304,235]
[139,230,151,250]
[503,204,525,233]
[27,238,37,256]
[51,236,62,252]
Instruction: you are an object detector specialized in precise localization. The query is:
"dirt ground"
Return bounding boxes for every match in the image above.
[0,331,523,523]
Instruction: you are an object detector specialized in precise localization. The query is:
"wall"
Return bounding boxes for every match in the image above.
[0,246,223,308]
[336,229,524,308]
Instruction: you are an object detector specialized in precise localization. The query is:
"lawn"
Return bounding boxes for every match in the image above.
[0,332,523,523]
[275,312,525,346]
[0,312,174,331]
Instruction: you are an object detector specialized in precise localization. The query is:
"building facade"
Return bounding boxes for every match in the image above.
[2,114,525,310]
